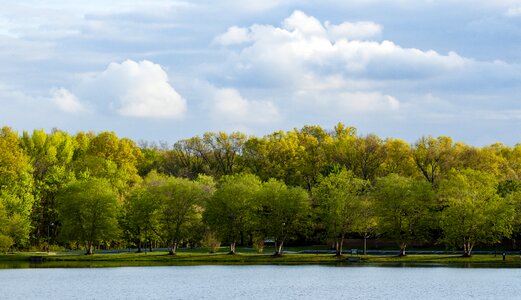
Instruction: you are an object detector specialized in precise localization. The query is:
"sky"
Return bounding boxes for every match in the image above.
[2,0,521,145]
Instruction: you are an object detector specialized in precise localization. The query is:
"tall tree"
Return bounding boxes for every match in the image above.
[74,132,143,193]
[255,179,310,256]
[351,195,378,255]
[439,169,514,256]
[204,173,261,254]
[313,170,367,256]
[150,173,214,255]
[373,174,436,256]
[56,178,120,254]
[413,136,454,187]
[123,184,160,253]
[21,129,76,246]
[0,127,34,247]
[352,134,386,181]
[381,138,416,177]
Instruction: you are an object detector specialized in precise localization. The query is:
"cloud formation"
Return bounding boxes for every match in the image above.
[80,60,187,119]
[210,87,280,124]
[220,10,469,84]
[51,88,86,113]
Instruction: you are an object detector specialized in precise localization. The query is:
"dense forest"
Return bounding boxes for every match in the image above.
[1,123,521,256]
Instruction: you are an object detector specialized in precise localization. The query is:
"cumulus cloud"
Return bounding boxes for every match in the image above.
[295,90,400,115]
[211,87,280,124]
[325,21,382,41]
[219,10,469,83]
[214,10,464,116]
[214,26,252,45]
[51,88,86,113]
[80,60,187,119]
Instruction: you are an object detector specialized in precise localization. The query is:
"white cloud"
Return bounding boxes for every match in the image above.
[211,87,280,124]
[338,92,400,112]
[213,10,473,116]
[51,88,86,113]
[219,10,469,85]
[295,90,400,114]
[80,60,187,119]
[325,21,382,41]
[214,26,252,46]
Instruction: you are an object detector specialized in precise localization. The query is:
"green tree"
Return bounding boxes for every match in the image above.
[413,136,455,187]
[21,129,76,247]
[0,127,34,247]
[150,173,214,255]
[73,132,143,193]
[255,179,310,256]
[381,138,416,177]
[204,173,261,254]
[351,195,378,255]
[56,178,120,254]
[313,170,367,256]
[0,202,14,252]
[352,134,386,181]
[373,174,435,256]
[123,184,160,253]
[439,169,514,256]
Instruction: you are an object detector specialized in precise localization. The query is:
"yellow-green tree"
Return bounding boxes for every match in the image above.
[373,174,436,256]
[440,169,514,256]
[0,127,34,247]
[255,179,310,256]
[56,178,120,254]
[149,173,214,255]
[313,170,367,256]
[204,173,261,254]
[20,129,76,246]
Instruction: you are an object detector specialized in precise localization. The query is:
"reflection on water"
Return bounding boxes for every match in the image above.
[0,265,520,299]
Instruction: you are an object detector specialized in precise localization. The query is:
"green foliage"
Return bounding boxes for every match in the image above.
[313,170,368,255]
[255,179,310,255]
[56,178,120,254]
[440,169,515,256]
[2,124,521,254]
[373,174,436,255]
[0,127,34,247]
[413,136,455,186]
[73,132,143,193]
[204,173,261,253]
[20,129,77,246]
[147,172,212,254]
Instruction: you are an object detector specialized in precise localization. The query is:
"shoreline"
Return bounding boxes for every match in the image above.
[1,252,521,268]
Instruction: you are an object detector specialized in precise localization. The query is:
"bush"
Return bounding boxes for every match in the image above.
[202,232,221,253]
[253,239,265,253]
[0,235,13,253]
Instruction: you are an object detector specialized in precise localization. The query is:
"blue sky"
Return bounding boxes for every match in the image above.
[2,0,521,145]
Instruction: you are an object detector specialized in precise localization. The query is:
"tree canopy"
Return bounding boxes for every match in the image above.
[0,123,520,256]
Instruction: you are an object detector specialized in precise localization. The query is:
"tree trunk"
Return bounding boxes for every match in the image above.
[463,239,473,257]
[274,240,284,256]
[229,242,236,255]
[137,240,142,253]
[399,244,406,256]
[363,235,368,255]
[335,235,345,257]
[169,239,178,255]
[85,241,94,255]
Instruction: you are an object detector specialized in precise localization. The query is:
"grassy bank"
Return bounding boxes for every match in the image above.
[1,250,521,268]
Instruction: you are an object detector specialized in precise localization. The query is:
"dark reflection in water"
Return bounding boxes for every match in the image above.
[1,260,520,269]
[0,265,520,299]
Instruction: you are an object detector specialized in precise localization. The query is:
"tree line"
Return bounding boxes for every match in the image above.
[1,123,521,256]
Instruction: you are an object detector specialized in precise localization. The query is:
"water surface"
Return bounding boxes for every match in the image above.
[0,265,519,299]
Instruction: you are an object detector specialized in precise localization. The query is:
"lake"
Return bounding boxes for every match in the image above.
[0,265,519,299]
